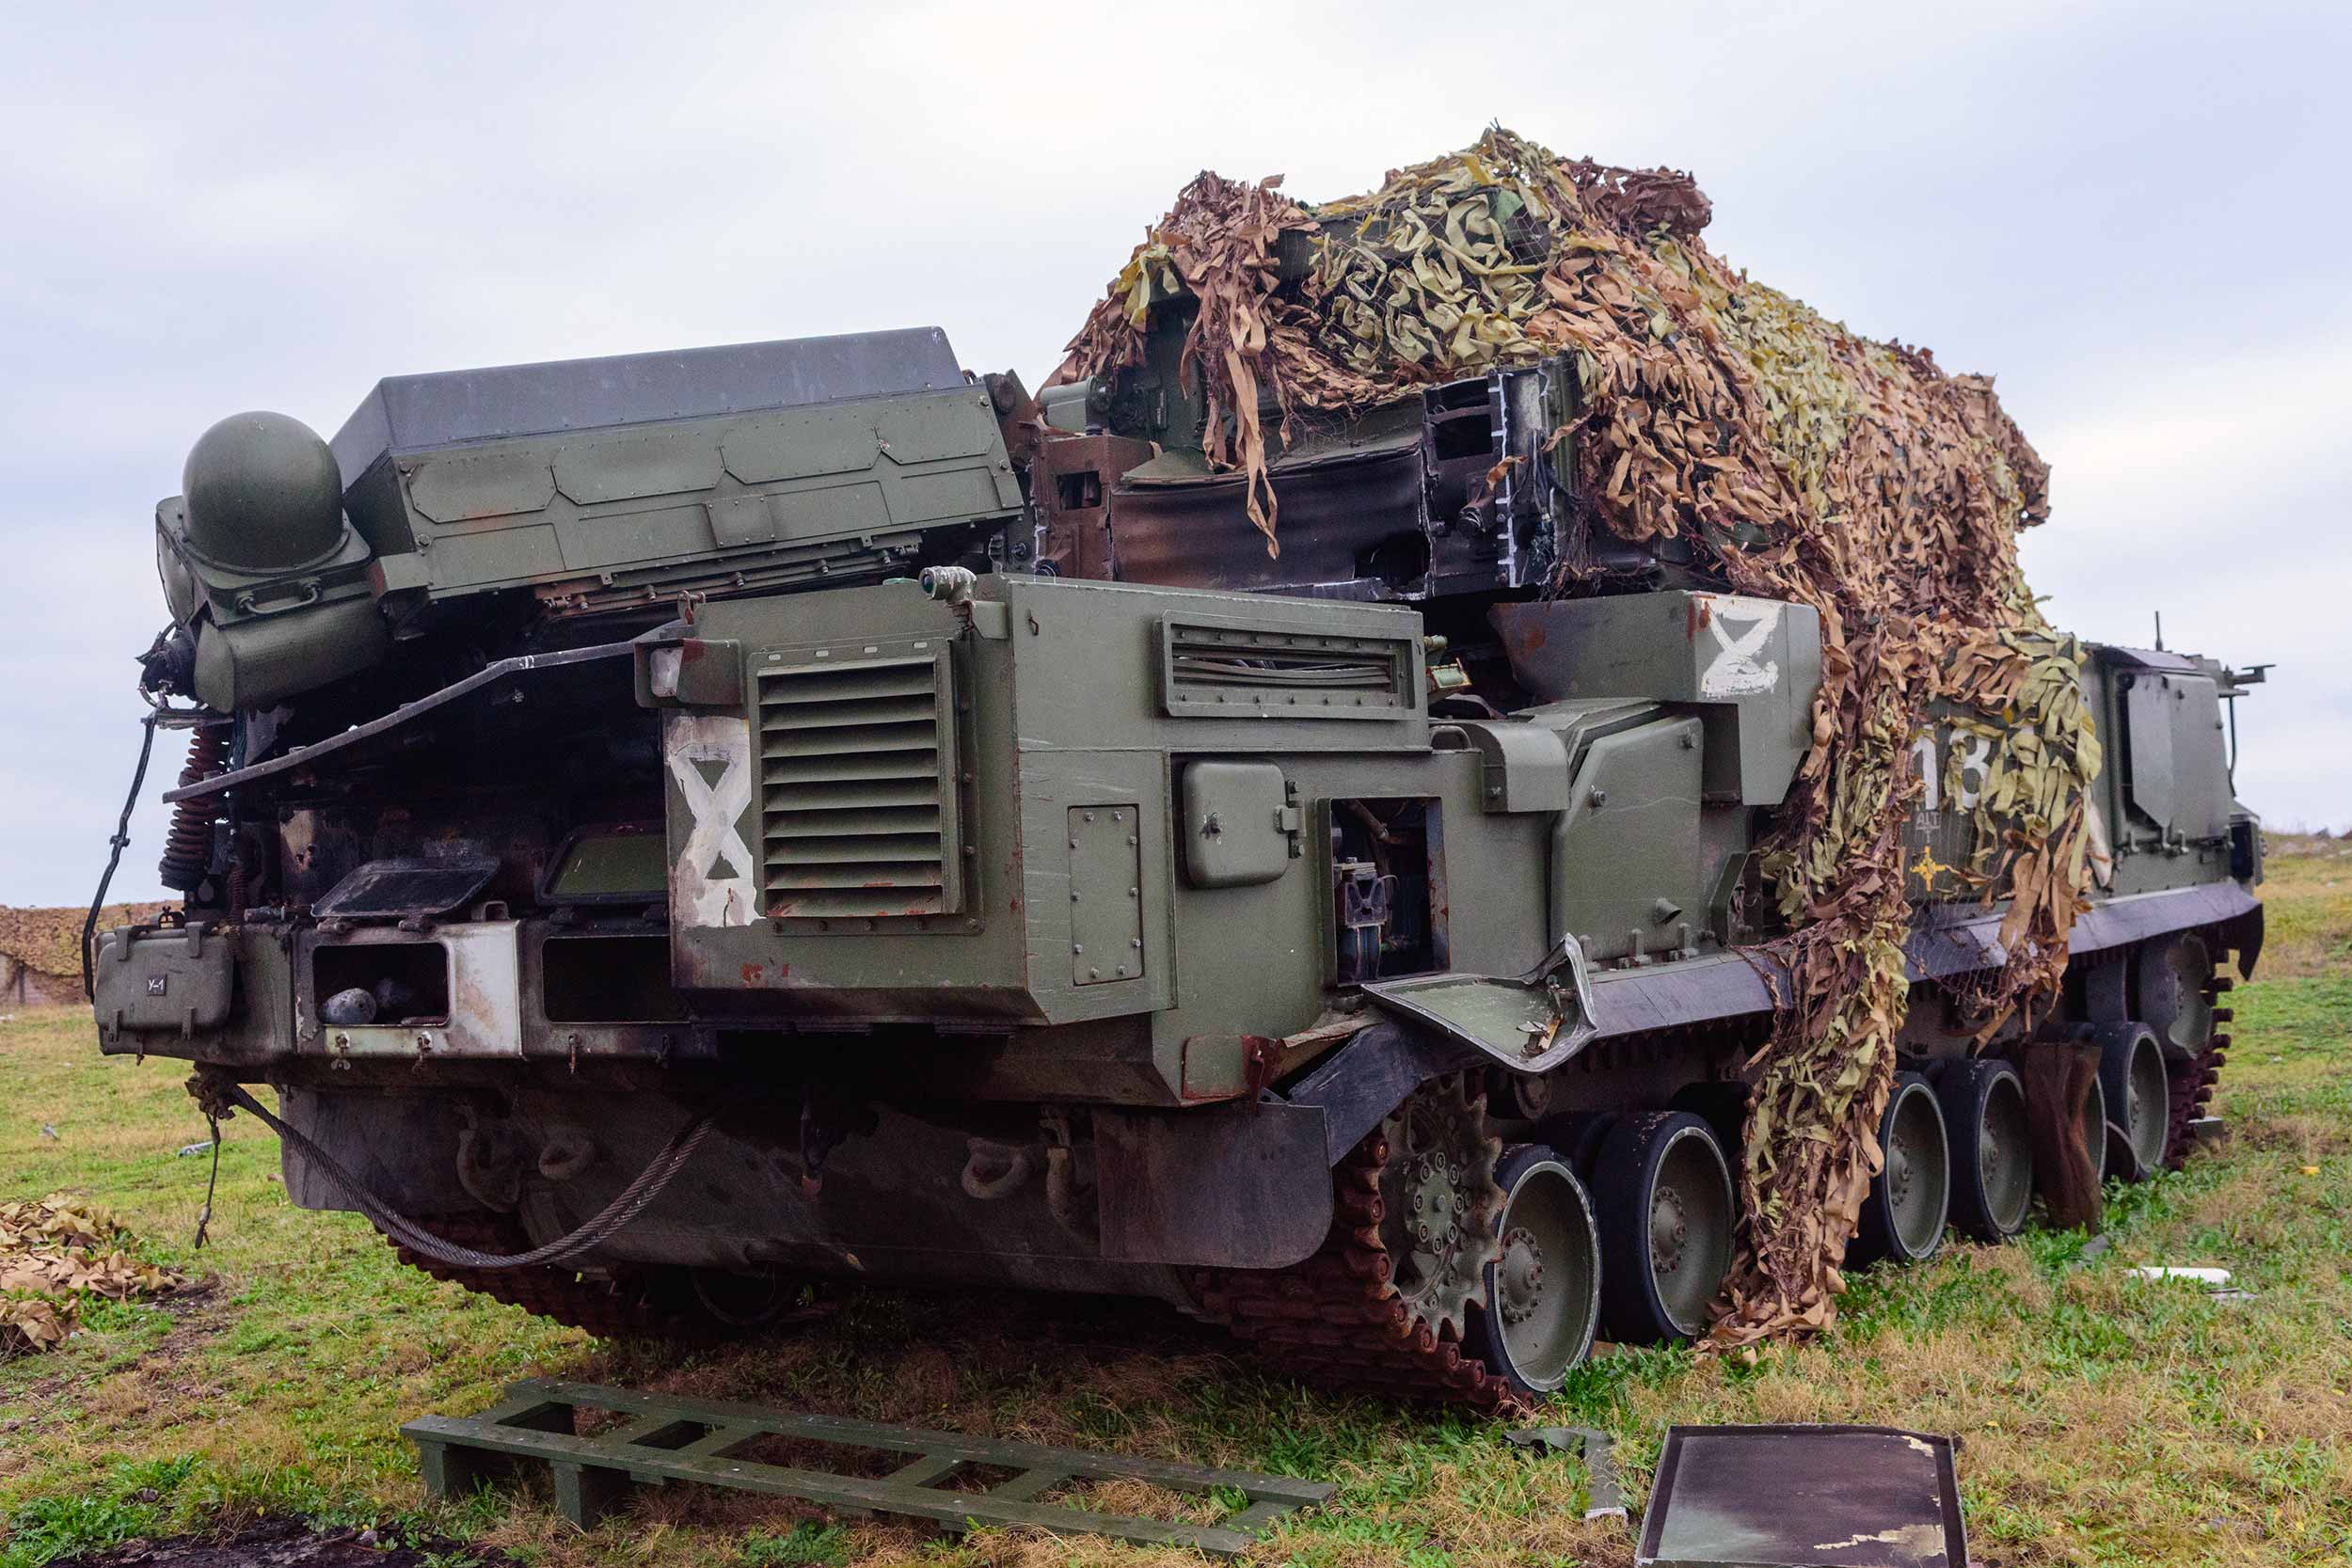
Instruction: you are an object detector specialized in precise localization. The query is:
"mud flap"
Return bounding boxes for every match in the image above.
[1094,1101,1331,1270]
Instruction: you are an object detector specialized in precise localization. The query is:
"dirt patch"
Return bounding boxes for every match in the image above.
[48,1518,514,1567]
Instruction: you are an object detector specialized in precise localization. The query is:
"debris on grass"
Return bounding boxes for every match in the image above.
[1,1194,183,1355]
[2125,1266,2233,1286]
[1501,1426,1625,1520]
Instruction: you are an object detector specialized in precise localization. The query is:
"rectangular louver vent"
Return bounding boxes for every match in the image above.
[1160,619,1416,721]
[756,651,961,919]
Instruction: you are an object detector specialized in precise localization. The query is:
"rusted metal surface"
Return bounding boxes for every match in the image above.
[1109,442,1426,595]
[1028,432,1153,580]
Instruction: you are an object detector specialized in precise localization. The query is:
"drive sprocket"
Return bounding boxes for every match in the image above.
[1375,1073,1506,1343]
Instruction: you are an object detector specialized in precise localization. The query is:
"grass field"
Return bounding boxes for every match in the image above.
[3,841,2348,1567]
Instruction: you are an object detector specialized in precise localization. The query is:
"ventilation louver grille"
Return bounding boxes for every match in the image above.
[756,652,961,919]
[1160,621,1415,720]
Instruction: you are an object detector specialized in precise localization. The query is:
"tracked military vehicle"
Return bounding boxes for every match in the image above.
[93,322,2263,1408]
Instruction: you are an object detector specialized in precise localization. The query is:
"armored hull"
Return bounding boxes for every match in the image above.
[96,327,2262,1408]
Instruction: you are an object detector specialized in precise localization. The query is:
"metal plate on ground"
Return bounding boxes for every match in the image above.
[1637,1425,1966,1568]
[406,1378,1332,1556]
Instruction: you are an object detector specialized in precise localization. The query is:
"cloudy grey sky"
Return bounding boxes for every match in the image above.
[4,0,2344,907]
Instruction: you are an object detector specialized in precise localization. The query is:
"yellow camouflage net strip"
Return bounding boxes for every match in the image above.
[1061,127,2101,1346]
[1,1195,182,1356]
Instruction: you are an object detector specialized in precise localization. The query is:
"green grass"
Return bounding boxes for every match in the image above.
[4,844,2350,1566]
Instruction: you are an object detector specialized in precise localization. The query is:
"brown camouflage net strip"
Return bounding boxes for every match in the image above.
[1059,128,2102,1347]
[1,1195,182,1356]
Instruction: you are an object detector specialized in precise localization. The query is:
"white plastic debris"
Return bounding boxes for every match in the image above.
[2125,1266,2233,1285]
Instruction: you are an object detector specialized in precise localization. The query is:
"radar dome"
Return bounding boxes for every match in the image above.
[182,411,345,571]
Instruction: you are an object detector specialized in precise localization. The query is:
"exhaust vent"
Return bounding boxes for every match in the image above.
[756,651,962,918]
[1159,618,1416,721]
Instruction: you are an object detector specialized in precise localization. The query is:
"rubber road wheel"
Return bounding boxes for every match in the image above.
[1855,1072,1950,1264]
[1936,1058,2033,1242]
[1592,1111,1736,1342]
[1470,1144,1602,1398]
[2095,1022,2169,1181]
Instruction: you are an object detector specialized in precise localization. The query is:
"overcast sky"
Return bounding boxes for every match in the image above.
[3,0,2344,908]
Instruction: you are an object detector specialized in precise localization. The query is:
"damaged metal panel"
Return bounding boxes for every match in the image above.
[314,854,499,920]
[1358,934,1600,1073]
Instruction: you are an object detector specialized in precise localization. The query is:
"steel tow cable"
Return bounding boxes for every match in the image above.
[203,1078,713,1272]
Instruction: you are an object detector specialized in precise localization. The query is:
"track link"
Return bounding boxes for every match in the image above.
[1190,1121,1518,1413]
[2162,958,2233,1170]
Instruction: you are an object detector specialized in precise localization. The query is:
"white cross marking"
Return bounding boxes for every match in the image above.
[665,713,756,927]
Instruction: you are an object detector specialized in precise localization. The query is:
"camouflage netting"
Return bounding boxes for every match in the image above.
[1057,128,2103,1347]
[1,1196,183,1356]
[1,903,169,988]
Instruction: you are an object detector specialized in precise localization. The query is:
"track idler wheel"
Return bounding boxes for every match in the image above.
[1591,1110,1737,1341]
[1467,1144,1602,1398]
[1935,1058,2034,1242]
[1854,1072,1950,1265]
[2094,1022,2169,1182]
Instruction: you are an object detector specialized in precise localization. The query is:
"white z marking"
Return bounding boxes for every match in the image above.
[1699,597,1784,697]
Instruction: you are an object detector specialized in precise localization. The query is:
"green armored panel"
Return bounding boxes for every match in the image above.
[992,576,1430,753]
[92,924,234,1041]
[1549,714,1708,964]
[2075,645,2237,896]
[1178,762,1295,887]
[1069,805,1148,985]
[2122,669,2229,840]
[154,415,386,710]
[329,331,1025,622]
[1491,591,1821,807]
